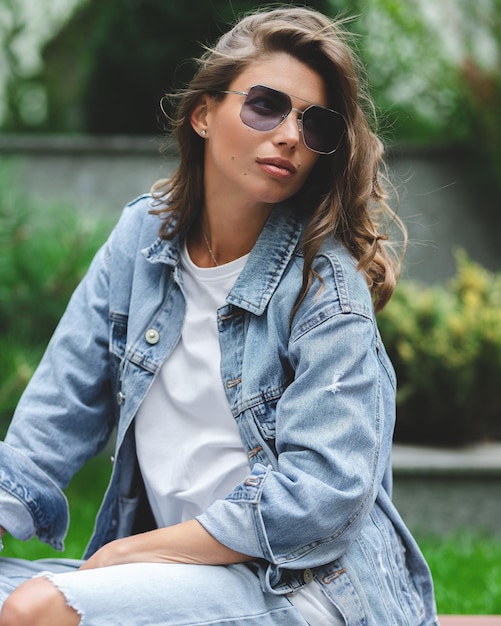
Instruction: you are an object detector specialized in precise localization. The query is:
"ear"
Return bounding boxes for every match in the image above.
[190,94,211,137]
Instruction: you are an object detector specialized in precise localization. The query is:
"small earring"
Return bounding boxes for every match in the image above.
[200,129,207,137]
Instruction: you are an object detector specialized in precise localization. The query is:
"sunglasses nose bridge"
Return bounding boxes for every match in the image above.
[276,107,304,148]
[282,106,304,133]
[290,108,308,152]
[296,115,304,135]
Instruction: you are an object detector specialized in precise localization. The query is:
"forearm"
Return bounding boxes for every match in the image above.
[80,519,252,570]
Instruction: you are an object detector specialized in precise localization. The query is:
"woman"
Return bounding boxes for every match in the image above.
[0,6,438,625]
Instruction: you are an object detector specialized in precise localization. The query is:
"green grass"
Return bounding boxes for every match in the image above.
[417,531,501,614]
[2,458,500,614]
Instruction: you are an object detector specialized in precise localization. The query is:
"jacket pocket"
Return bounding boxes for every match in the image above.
[110,311,128,358]
[109,312,129,417]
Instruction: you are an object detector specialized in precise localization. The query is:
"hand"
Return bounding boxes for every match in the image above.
[79,538,126,570]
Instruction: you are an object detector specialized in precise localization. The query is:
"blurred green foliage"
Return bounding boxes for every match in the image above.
[0,164,113,434]
[22,0,330,134]
[378,251,501,446]
[1,0,497,184]
[327,0,501,188]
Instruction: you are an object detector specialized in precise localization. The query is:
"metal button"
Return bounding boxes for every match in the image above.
[145,328,160,344]
[303,569,314,584]
[117,391,125,405]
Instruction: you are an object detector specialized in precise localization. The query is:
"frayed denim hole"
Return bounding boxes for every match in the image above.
[33,571,85,625]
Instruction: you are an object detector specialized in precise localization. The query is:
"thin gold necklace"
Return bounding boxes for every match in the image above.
[202,229,219,266]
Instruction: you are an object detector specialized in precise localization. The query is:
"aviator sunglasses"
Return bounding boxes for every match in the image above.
[220,84,345,155]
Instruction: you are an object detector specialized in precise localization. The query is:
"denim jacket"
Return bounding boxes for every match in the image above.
[0,196,437,625]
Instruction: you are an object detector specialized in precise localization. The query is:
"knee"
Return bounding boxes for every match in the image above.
[0,577,78,626]
[0,578,52,626]
[0,594,29,625]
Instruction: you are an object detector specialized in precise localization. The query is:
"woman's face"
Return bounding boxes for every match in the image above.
[194,53,329,212]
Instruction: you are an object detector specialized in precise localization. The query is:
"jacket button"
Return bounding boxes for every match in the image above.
[145,328,160,344]
[303,569,314,584]
[117,391,125,405]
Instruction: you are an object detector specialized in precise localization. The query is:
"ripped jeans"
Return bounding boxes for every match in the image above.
[0,557,318,625]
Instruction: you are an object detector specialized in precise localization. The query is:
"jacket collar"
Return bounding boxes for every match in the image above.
[227,204,303,315]
[142,203,304,316]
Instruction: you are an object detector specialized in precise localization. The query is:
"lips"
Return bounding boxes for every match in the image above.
[256,156,297,178]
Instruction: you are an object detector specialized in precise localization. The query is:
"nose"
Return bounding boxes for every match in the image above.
[272,109,302,150]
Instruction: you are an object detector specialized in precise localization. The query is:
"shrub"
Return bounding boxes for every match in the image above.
[0,164,112,435]
[378,251,501,446]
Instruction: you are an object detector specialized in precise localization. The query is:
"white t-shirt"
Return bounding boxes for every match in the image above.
[135,245,250,527]
[135,243,344,626]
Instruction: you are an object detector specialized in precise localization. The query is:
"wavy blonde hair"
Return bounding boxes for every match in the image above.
[151,6,406,312]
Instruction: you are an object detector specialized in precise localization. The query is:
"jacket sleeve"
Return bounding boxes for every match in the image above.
[0,234,116,550]
[197,255,397,588]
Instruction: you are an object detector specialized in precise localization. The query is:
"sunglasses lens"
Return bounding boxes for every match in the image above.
[302,106,344,154]
[236,84,344,154]
[240,85,291,131]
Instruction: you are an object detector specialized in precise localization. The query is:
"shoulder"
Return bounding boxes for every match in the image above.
[275,234,376,343]
[104,194,176,262]
[318,237,372,309]
[111,194,164,245]
[293,235,374,318]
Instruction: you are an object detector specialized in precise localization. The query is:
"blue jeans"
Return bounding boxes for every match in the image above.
[0,557,311,625]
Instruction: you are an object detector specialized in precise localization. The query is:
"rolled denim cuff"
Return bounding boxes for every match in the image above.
[0,442,68,551]
[0,487,36,540]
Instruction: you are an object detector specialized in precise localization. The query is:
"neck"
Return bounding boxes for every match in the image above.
[188,202,273,268]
